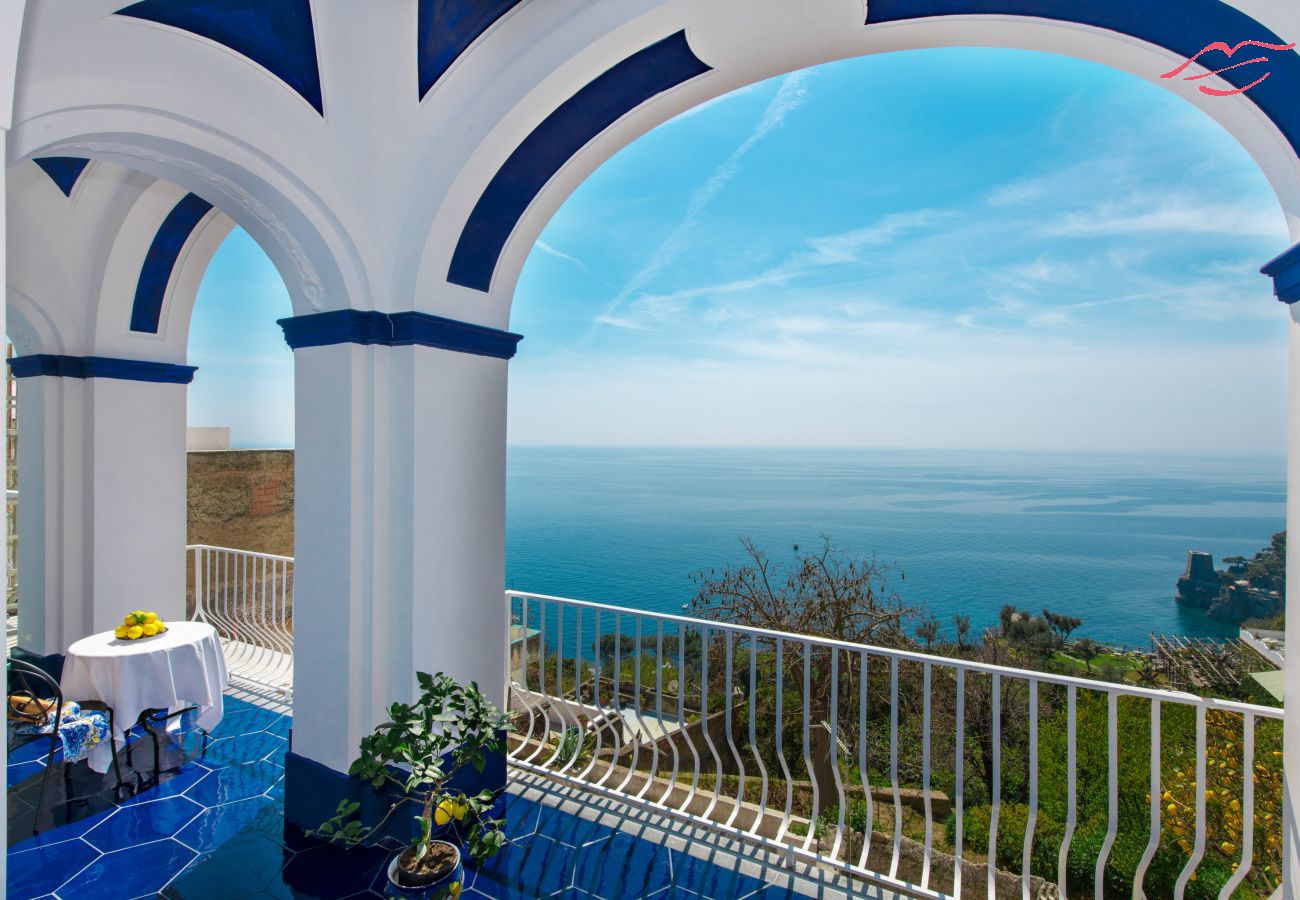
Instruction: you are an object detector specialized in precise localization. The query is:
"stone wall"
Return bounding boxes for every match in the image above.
[187,449,294,557]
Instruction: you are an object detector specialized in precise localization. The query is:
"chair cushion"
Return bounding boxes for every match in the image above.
[11,702,112,764]
[7,694,56,724]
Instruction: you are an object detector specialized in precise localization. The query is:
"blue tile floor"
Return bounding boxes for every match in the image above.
[9,692,862,899]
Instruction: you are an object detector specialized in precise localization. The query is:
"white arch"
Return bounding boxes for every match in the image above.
[404,0,1300,327]
[6,159,238,362]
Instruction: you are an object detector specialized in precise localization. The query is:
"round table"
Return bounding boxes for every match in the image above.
[61,621,229,773]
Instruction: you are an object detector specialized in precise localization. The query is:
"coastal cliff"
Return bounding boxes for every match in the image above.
[1175,531,1285,624]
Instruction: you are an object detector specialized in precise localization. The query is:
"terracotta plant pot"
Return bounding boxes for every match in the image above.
[384,840,465,899]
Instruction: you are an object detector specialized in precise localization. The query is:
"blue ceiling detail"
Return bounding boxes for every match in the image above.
[866,0,1300,158]
[448,31,711,293]
[418,0,524,100]
[130,193,216,334]
[277,309,523,359]
[116,0,324,114]
[33,158,91,197]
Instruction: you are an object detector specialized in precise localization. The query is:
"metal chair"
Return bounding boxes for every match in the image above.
[7,658,123,830]
[138,705,209,781]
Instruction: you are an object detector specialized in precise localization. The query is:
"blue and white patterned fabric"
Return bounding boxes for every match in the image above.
[12,701,112,764]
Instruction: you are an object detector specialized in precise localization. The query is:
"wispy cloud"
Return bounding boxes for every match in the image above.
[590,71,812,334]
[1043,194,1284,239]
[600,209,948,330]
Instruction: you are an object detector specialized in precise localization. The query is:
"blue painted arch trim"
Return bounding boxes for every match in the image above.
[447,31,712,293]
[8,355,197,384]
[32,158,91,197]
[130,193,217,334]
[418,0,523,100]
[1262,242,1300,303]
[866,0,1300,159]
[116,0,324,114]
[277,309,523,360]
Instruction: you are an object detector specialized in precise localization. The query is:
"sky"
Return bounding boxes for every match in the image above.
[189,48,1292,454]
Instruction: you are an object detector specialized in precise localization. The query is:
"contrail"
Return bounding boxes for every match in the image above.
[587,71,811,337]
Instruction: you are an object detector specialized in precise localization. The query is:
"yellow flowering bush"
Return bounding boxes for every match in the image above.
[1160,709,1282,897]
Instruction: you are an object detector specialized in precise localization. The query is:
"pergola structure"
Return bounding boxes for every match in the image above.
[1,0,1299,892]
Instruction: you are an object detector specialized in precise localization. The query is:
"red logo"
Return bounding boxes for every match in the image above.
[1161,39,1296,96]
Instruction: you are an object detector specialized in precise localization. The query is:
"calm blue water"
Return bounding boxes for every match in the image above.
[505,448,1286,646]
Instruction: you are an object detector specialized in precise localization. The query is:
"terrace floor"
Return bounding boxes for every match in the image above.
[8,691,876,899]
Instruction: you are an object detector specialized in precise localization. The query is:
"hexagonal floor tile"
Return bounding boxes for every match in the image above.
[175,796,283,853]
[58,837,195,897]
[83,796,205,852]
[8,836,99,900]
[185,760,282,806]
[200,732,286,769]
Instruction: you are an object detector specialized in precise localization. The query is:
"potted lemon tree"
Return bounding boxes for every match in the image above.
[312,672,511,898]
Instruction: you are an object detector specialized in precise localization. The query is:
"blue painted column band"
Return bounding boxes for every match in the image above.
[7,355,197,384]
[131,193,216,334]
[1262,243,1300,303]
[277,309,523,360]
[448,30,712,293]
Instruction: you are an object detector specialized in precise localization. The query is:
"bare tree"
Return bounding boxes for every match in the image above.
[952,613,971,651]
[690,536,917,745]
[691,536,915,647]
[915,615,941,652]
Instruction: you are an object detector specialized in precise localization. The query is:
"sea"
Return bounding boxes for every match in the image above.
[504,447,1286,647]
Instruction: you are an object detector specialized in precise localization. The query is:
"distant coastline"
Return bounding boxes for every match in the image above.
[505,447,1284,645]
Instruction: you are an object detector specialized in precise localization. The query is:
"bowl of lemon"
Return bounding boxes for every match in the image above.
[115,610,167,640]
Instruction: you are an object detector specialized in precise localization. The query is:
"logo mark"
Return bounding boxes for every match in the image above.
[1161,39,1296,96]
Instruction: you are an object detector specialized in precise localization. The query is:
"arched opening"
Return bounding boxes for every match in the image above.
[502,45,1293,897]
[508,47,1288,639]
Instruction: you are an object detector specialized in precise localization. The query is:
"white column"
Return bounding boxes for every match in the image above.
[1,121,9,895]
[289,341,509,777]
[3,5,33,884]
[1287,306,1300,899]
[14,374,188,655]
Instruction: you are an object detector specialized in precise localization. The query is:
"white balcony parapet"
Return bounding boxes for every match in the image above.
[187,544,293,700]
[506,589,1286,900]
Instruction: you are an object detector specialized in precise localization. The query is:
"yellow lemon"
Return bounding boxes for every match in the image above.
[144,612,158,624]
[434,799,455,827]
[114,625,129,639]
[127,624,144,640]
[1166,803,1177,816]
[142,622,159,636]
[155,620,166,632]
[452,801,468,820]
[124,614,137,627]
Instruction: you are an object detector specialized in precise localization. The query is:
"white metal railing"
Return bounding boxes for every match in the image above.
[506,590,1285,900]
[188,544,294,699]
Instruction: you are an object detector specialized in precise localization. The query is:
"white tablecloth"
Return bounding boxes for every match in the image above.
[61,621,229,772]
